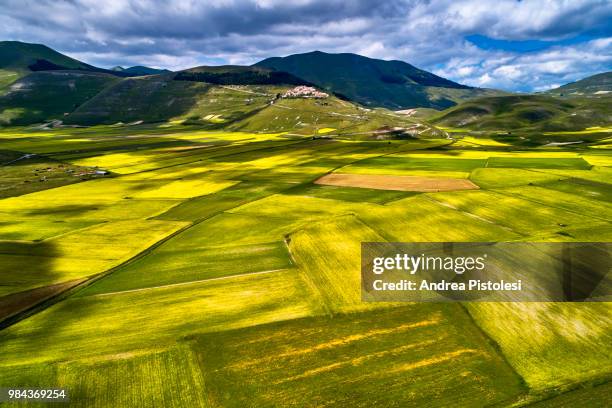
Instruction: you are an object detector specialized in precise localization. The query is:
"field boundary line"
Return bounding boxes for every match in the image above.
[283,234,333,316]
[331,139,454,175]
[113,138,309,175]
[88,268,288,297]
[424,194,523,236]
[0,220,195,331]
[458,303,530,399]
[0,165,308,328]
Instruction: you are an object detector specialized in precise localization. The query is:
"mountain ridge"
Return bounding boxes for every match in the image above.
[0,41,94,71]
[254,50,502,109]
[0,40,609,133]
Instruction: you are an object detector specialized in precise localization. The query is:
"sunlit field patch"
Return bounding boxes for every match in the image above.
[459,135,511,146]
[467,302,612,389]
[289,215,385,311]
[132,179,237,199]
[486,156,591,169]
[80,241,294,295]
[430,190,606,235]
[469,168,566,189]
[0,269,321,366]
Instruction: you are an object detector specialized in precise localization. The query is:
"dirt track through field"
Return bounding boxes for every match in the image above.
[315,173,479,192]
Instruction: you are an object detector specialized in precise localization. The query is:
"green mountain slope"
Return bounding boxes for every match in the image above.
[0,71,120,125]
[63,72,438,139]
[64,66,312,125]
[547,72,612,96]
[0,41,96,90]
[63,74,210,125]
[255,51,502,110]
[0,40,162,92]
[0,42,179,125]
[63,66,308,125]
[431,94,612,131]
[0,41,93,72]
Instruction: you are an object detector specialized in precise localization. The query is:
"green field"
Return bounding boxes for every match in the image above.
[0,122,610,407]
[194,305,526,407]
[1,345,209,407]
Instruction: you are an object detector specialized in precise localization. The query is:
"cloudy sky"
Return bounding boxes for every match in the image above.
[1,0,611,91]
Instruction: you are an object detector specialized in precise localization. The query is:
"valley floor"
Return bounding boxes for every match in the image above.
[0,125,610,407]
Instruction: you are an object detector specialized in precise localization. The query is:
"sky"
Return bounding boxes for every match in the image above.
[1,0,611,92]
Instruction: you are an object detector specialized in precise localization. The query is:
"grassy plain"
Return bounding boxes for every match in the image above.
[0,123,609,406]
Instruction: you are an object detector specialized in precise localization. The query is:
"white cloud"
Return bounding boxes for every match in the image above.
[0,0,610,91]
[432,36,611,91]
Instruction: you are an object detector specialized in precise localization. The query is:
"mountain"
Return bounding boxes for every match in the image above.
[61,72,440,140]
[255,51,502,110]
[0,40,132,78]
[0,41,94,72]
[0,41,126,124]
[63,67,314,126]
[0,41,169,89]
[0,41,186,124]
[431,94,611,132]
[547,72,612,96]
[0,42,318,126]
[0,41,97,89]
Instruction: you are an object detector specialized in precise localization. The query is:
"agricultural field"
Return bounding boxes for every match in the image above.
[193,305,526,407]
[315,173,479,192]
[0,120,610,407]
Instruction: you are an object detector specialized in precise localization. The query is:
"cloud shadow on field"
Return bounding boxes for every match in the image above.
[0,240,63,322]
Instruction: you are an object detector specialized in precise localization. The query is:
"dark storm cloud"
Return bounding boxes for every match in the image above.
[0,0,611,91]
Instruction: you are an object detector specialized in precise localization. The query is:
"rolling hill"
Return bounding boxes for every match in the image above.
[0,42,179,125]
[431,94,612,131]
[547,72,612,96]
[255,51,503,110]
